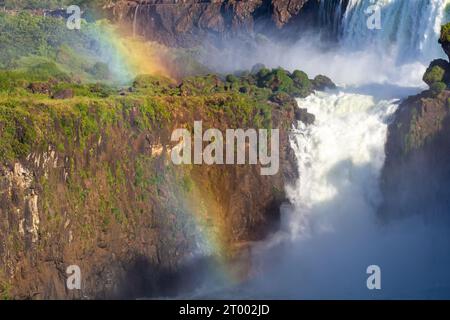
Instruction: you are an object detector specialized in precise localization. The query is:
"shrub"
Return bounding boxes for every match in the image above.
[440,23,450,44]
[312,75,336,90]
[225,74,239,83]
[430,81,447,95]
[291,70,311,88]
[423,59,448,86]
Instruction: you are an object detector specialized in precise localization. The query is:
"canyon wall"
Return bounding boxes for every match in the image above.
[0,72,304,299]
[381,24,450,220]
[106,0,346,46]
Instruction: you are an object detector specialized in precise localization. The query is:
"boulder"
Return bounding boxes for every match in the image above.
[295,107,315,125]
[312,75,337,91]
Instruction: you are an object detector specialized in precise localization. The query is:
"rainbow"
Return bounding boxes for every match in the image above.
[87,21,173,84]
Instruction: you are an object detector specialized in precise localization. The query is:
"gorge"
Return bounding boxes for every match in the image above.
[1,0,450,299]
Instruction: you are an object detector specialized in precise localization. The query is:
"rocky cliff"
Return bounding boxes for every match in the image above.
[106,0,346,46]
[381,23,450,219]
[0,66,329,299]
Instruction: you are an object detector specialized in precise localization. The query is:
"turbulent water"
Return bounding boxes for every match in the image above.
[246,0,450,299]
[204,0,449,87]
[181,0,450,299]
[236,89,450,299]
[339,0,447,63]
[285,92,397,238]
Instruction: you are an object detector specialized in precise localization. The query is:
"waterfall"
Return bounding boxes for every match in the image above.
[285,91,398,238]
[133,4,140,38]
[318,0,346,37]
[341,0,448,63]
[175,0,450,299]
[246,90,450,299]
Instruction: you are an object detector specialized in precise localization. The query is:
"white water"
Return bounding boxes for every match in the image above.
[246,0,450,298]
[285,92,397,238]
[204,0,449,87]
[182,0,450,299]
[241,90,450,299]
[340,0,447,63]
[133,4,140,38]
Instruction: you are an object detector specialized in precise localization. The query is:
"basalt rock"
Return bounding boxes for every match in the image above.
[381,90,450,219]
[381,23,450,220]
[295,107,315,125]
[0,73,299,299]
[106,0,325,47]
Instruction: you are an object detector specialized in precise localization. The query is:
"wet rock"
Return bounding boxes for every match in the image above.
[312,75,337,91]
[295,107,315,125]
[108,0,313,46]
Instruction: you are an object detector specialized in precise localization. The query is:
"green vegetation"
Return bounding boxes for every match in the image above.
[430,81,447,95]
[1,0,110,10]
[440,22,450,44]
[0,12,122,83]
[0,279,11,300]
[423,59,449,93]
[0,63,317,161]
[423,60,447,86]
[0,14,319,163]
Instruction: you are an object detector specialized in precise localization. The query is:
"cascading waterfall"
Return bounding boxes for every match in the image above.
[266,91,396,259]
[133,4,140,38]
[188,0,450,298]
[339,0,448,63]
[285,92,398,239]
[205,0,449,87]
[318,0,345,36]
[253,0,450,299]
[280,0,450,249]
[247,88,450,299]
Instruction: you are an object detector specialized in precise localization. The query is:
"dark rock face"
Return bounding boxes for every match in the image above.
[381,90,450,219]
[381,22,450,220]
[107,0,316,46]
[0,74,299,299]
[295,107,315,125]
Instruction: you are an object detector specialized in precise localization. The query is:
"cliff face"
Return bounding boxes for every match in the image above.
[0,71,304,299]
[106,0,328,46]
[382,90,450,218]
[381,24,450,219]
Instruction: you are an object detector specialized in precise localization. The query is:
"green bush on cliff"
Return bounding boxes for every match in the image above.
[258,68,297,94]
[423,59,448,86]
[430,81,447,95]
[0,102,38,159]
[0,279,11,300]
[440,23,450,44]
[179,74,224,95]
[291,70,313,96]
[311,75,336,91]
[225,74,239,84]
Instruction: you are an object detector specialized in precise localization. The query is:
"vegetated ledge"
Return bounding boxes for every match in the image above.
[0,66,334,299]
[380,23,450,220]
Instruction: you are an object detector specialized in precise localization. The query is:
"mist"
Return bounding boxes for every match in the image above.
[200,34,430,88]
[172,0,450,299]
[235,87,450,299]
